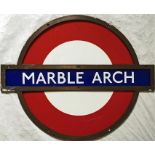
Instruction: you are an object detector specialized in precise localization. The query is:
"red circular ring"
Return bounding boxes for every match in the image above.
[18,16,139,140]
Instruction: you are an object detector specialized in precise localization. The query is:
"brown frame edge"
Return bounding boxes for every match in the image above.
[1,15,147,141]
[1,64,154,93]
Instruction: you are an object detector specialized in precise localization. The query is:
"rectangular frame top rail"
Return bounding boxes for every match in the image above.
[1,64,155,70]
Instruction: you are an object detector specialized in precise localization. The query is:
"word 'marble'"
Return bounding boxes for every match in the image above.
[22,71,135,85]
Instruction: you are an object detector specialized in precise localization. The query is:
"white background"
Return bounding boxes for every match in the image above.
[0,0,155,155]
[0,14,155,141]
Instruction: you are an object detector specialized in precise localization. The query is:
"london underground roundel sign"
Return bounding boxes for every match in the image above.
[1,15,154,140]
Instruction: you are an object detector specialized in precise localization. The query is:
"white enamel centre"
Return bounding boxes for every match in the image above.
[44,40,113,116]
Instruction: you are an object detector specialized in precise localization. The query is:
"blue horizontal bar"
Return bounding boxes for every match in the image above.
[5,69,151,87]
